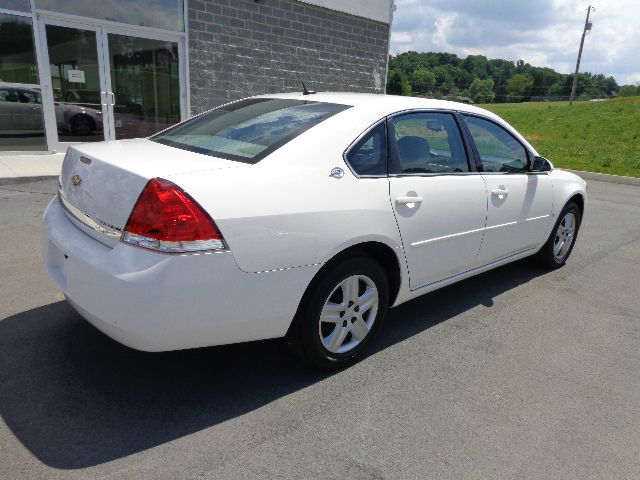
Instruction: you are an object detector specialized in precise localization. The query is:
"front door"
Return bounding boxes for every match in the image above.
[39,19,183,151]
[461,114,554,264]
[388,111,488,290]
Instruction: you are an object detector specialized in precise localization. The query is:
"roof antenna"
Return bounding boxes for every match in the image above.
[301,81,316,95]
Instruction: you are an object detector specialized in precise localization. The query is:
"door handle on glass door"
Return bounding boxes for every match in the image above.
[396,196,424,208]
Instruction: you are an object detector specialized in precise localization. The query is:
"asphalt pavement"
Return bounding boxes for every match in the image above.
[1,178,639,479]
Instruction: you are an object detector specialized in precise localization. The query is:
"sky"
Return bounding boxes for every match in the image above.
[389,0,640,86]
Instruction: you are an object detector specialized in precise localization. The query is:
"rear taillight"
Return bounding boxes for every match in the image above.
[122,178,226,253]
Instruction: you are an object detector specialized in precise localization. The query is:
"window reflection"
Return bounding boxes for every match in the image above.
[45,25,105,143]
[0,12,46,151]
[108,34,180,139]
[0,0,31,12]
[0,84,47,151]
[35,0,184,31]
[0,12,39,84]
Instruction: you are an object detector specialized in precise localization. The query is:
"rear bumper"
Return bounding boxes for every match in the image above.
[43,198,318,351]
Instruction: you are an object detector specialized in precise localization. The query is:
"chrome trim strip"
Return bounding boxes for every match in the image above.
[58,191,123,240]
[410,215,550,248]
[410,226,485,247]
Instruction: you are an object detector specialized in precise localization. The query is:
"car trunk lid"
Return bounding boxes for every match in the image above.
[59,138,245,232]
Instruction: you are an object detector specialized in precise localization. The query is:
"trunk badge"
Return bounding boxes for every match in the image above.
[79,156,92,165]
[71,175,82,186]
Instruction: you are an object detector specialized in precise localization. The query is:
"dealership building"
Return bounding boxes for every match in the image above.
[0,0,393,154]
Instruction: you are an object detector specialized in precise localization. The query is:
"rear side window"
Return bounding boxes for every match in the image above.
[389,112,469,174]
[152,98,350,164]
[345,123,387,176]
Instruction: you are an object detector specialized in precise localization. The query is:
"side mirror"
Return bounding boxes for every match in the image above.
[530,156,552,172]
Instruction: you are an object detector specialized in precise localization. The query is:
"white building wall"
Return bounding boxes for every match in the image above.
[297,0,394,24]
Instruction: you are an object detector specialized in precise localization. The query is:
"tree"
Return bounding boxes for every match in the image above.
[432,65,456,95]
[619,85,640,96]
[386,69,412,96]
[388,50,618,102]
[507,73,534,102]
[462,55,489,79]
[410,68,435,95]
[469,77,495,103]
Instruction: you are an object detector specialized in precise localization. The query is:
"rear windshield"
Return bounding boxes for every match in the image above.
[152,98,350,163]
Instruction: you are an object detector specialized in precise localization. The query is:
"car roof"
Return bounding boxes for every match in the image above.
[253,91,497,118]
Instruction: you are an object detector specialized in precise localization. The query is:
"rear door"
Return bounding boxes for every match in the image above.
[388,111,488,290]
[461,114,553,264]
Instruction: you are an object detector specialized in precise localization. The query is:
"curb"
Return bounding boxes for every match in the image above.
[0,175,58,187]
[565,169,640,187]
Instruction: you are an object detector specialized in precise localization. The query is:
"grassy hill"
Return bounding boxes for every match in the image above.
[482,97,640,177]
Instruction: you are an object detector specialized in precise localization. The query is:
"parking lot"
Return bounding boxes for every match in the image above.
[1,177,639,479]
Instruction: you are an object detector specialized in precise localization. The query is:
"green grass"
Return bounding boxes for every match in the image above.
[481,97,640,177]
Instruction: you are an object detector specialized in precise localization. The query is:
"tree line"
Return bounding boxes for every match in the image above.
[386,51,626,103]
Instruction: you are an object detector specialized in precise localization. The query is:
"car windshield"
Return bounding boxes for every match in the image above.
[152,98,350,164]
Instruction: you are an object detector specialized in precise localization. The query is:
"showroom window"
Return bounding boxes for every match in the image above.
[0,0,31,12]
[36,0,185,31]
[0,11,46,151]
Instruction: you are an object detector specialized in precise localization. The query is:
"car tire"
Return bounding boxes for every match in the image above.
[69,114,94,136]
[288,257,389,369]
[535,201,581,269]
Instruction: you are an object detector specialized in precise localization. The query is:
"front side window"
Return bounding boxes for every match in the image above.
[463,115,528,173]
[345,123,387,176]
[153,98,350,164]
[389,112,469,174]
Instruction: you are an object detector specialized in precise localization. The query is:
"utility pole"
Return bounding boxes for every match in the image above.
[569,5,595,105]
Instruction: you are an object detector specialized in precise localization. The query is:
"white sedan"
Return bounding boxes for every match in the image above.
[43,93,587,368]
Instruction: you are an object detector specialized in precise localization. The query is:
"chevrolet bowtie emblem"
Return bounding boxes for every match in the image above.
[71,175,82,186]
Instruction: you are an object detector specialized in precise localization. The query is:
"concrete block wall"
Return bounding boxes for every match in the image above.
[187,0,390,113]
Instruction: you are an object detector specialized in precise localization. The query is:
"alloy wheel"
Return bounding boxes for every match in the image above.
[553,211,576,262]
[319,274,379,354]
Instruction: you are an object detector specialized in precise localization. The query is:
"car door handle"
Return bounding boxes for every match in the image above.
[491,188,509,199]
[396,196,424,207]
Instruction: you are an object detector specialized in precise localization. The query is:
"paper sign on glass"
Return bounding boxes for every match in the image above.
[67,70,86,83]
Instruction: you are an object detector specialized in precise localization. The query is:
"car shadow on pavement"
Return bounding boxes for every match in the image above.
[0,259,547,470]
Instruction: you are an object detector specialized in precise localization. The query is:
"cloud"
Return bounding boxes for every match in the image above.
[390,0,640,85]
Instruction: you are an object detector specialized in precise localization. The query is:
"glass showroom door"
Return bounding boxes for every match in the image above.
[39,19,183,150]
[41,21,109,146]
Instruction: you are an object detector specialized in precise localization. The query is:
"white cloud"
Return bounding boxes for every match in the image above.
[390,0,640,85]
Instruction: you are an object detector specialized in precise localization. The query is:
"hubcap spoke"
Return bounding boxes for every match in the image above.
[322,301,344,314]
[320,311,341,324]
[357,287,376,312]
[350,317,369,341]
[554,239,564,256]
[342,275,360,303]
[328,325,349,351]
